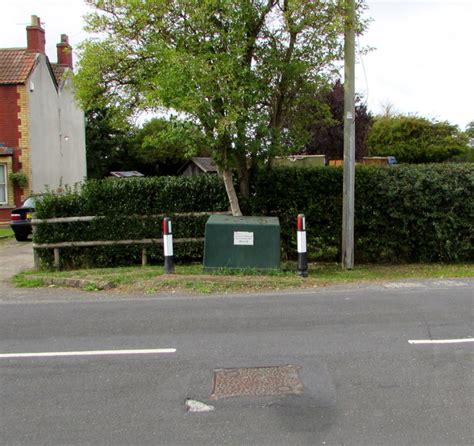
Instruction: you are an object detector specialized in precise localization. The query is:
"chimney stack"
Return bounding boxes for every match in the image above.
[56,34,73,68]
[26,15,45,54]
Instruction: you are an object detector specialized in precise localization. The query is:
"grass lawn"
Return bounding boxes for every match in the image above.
[13,262,474,294]
[0,227,13,238]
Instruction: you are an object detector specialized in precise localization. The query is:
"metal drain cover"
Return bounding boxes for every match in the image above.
[210,365,303,400]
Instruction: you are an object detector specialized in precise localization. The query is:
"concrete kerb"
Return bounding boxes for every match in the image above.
[37,276,115,291]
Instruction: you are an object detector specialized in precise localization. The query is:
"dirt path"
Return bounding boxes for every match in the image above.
[0,238,34,285]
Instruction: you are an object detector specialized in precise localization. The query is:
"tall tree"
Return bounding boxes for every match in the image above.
[367,115,468,163]
[77,0,367,215]
[465,121,474,140]
[130,118,209,175]
[303,79,373,160]
[85,107,136,178]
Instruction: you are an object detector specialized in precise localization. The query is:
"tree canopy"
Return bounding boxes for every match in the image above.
[130,118,209,175]
[85,107,136,179]
[77,0,367,214]
[303,79,373,160]
[367,115,468,163]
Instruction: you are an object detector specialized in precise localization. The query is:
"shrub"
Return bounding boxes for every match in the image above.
[34,165,474,268]
[9,171,29,188]
[35,175,228,268]
[367,115,468,163]
[250,164,473,263]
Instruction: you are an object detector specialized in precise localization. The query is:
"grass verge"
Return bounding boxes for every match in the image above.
[0,228,13,239]
[12,262,474,294]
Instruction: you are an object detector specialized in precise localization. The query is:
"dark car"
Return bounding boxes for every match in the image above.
[10,197,37,241]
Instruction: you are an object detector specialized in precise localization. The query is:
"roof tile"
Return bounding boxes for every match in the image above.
[0,49,37,84]
[50,64,68,84]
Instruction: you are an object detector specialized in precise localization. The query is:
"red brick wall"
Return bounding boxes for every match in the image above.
[0,85,23,210]
[0,86,21,148]
[0,208,13,222]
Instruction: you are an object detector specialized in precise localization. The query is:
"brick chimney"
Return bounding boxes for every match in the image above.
[26,15,45,54]
[56,34,73,68]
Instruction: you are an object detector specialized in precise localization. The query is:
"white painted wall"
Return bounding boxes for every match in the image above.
[28,55,86,193]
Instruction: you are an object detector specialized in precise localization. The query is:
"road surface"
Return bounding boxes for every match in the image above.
[0,280,473,445]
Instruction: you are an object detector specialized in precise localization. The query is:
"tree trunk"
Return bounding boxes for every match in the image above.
[239,172,250,200]
[219,167,243,217]
[236,151,250,199]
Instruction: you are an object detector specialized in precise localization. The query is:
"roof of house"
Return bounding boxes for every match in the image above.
[0,48,68,87]
[110,171,144,178]
[0,49,38,85]
[188,157,218,172]
[50,64,68,84]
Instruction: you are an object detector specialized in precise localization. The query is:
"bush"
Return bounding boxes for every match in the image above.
[34,165,474,268]
[9,171,29,188]
[249,164,473,263]
[367,115,468,163]
[35,175,228,268]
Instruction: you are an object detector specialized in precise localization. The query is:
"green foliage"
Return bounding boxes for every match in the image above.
[367,115,468,163]
[76,0,369,209]
[34,165,473,268]
[9,171,28,188]
[303,79,373,160]
[465,121,474,139]
[130,118,209,175]
[85,107,138,178]
[250,164,473,263]
[35,175,229,268]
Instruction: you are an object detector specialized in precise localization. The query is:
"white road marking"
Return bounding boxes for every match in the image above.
[384,282,427,289]
[185,399,215,412]
[384,280,469,289]
[0,348,176,359]
[431,280,467,287]
[408,339,474,345]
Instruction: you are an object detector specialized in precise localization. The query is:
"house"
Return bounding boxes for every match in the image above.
[0,15,86,223]
[110,171,144,178]
[273,154,326,167]
[179,157,218,176]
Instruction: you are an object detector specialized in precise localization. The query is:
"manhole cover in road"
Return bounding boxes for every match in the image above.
[210,365,303,400]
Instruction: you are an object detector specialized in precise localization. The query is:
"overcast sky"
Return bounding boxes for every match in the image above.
[2,0,473,129]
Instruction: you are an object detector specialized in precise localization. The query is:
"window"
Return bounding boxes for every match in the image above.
[0,164,6,204]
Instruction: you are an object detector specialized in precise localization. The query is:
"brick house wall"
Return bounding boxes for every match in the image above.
[0,16,86,224]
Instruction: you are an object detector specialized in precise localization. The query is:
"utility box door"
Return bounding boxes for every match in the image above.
[203,215,280,270]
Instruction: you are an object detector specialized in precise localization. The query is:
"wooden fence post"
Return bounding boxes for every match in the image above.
[54,248,60,269]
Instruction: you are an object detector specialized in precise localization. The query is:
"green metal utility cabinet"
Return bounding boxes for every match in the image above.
[203,215,280,270]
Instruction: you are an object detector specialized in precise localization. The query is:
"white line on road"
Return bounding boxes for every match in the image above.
[384,282,427,289]
[0,348,177,359]
[408,339,474,345]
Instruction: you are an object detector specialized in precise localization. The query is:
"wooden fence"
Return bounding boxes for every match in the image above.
[31,212,230,269]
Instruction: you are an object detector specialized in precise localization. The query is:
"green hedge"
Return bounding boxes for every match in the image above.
[35,165,474,268]
[251,164,473,263]
[35,175,228,268]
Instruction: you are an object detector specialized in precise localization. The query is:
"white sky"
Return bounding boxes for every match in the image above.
[2,0,473,129]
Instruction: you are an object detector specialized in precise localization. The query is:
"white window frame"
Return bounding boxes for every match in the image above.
[0,164,7,204]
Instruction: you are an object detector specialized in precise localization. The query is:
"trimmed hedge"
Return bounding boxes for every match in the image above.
[35,175,228,268]
[251,164,473,263]
[35,164,474,268]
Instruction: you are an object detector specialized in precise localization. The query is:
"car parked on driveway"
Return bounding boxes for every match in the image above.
[10,197,37,241]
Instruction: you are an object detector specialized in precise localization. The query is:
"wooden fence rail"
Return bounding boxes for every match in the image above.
[31,211,229,269]
[31,211,230,225]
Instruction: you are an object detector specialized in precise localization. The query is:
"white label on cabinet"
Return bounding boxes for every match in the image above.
[234,231,254,246]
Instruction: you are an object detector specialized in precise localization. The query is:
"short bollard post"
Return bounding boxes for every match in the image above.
[297,214,308,277]
[163,217,175,274]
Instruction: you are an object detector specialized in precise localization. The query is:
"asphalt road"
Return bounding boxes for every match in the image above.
[0,280,473,445]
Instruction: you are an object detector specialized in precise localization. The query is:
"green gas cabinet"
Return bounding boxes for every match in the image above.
[203,215,280,271]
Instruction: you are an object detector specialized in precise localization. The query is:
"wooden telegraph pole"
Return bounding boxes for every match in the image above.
[342,0,356,269]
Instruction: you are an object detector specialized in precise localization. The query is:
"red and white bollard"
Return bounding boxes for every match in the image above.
[297,214,308,277]
[163,217,175,274]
